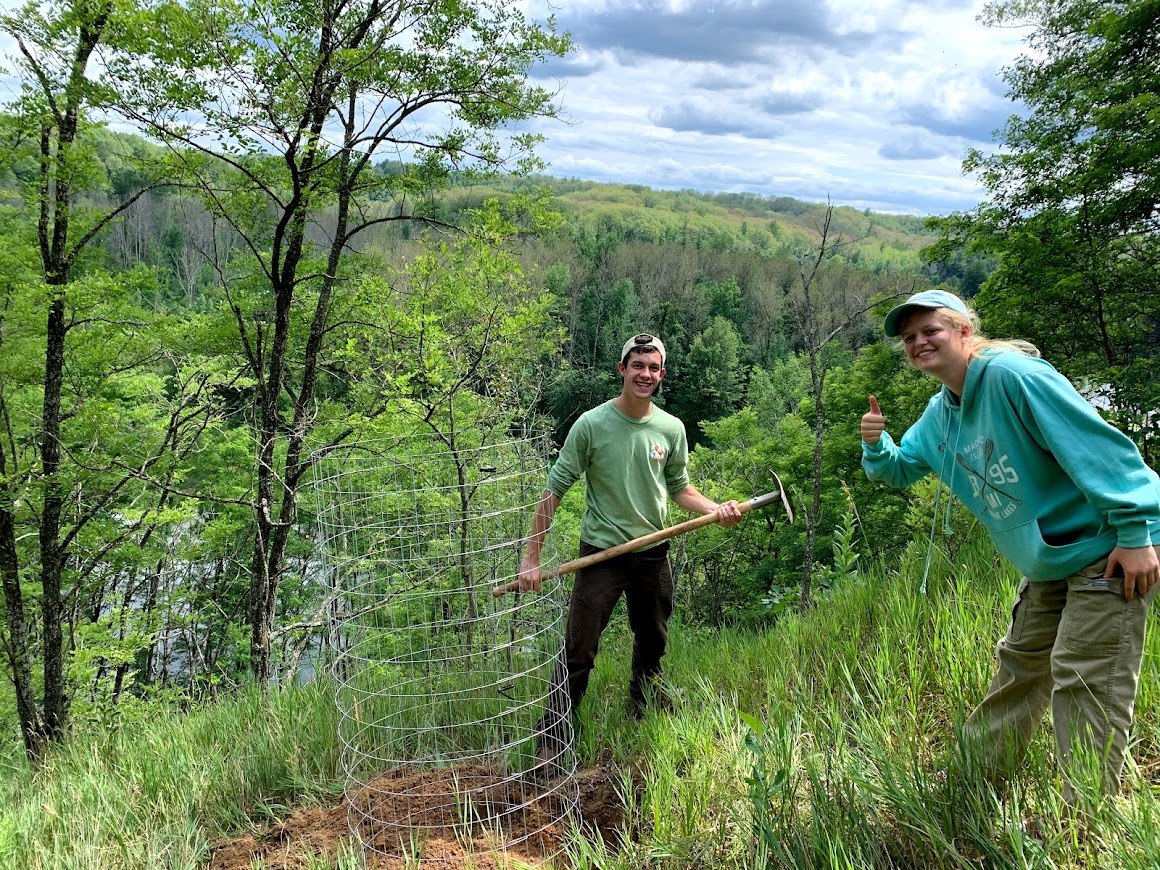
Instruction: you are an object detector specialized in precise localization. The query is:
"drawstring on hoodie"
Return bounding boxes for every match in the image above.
[920,397,963,594]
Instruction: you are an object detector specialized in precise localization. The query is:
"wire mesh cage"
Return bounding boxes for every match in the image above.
[314,433,578,864]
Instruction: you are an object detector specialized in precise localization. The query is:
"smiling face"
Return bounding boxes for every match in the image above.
[899,308,973,390]
[617,349,665,402]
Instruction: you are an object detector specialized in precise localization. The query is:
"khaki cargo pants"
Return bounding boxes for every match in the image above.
[963,548,1159,800]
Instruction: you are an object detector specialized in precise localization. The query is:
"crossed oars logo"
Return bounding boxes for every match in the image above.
[954,438,1022,515]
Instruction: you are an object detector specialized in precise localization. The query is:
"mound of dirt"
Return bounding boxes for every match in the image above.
[206,763,626,869]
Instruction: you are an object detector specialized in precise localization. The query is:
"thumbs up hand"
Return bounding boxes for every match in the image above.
[861,395,886,445]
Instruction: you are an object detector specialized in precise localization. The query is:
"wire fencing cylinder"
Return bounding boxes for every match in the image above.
[314,433,577,864]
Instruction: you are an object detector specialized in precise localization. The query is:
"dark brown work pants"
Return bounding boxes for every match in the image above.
[537,541,673,751]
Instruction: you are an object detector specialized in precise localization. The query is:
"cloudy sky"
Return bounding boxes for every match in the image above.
[519,0,1031,216]
[0,0,1030,217]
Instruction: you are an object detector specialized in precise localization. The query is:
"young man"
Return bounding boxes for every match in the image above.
[519,333,741,763]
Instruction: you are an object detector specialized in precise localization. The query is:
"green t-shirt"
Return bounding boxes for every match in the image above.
[547,399,690,549]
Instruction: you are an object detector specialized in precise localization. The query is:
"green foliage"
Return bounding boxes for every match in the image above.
[0,682,342,868]
[746,357,810,424]
[5,526,1160,867]
[549,181,936,266]
[351,198,566,439]
[813,486,860,590]
[666,315,744,446]
[94,0,573,689]
[926,0,1160,463]
[545,362,618,441]
[739,710,791,861]
[687,404,811,624]
[115,0,571,190]
[0,260,229,725]
[820,343,939,558]
[572,278,640,370]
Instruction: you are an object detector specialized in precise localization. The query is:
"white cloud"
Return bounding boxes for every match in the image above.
[525,0,1028,214]
[0,0,1029,216]
[650,96,788,138]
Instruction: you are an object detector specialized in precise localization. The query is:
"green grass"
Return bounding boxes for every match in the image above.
[0,681,344,869]
[2,528,1159,868]
[565,527,1160,868]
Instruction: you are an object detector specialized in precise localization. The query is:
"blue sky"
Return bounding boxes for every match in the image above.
[520,0,1030,216]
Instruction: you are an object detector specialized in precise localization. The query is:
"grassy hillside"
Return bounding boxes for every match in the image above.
[3,525,1159,868]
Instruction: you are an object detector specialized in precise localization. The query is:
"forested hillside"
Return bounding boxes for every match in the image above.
[0,107,959,748]
[0,0,1158,868]
[0,2,1156,859]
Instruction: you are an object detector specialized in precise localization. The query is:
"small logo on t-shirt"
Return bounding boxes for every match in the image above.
[650,443,666,462]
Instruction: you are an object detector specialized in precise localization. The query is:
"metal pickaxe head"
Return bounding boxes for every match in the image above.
[769,470,794,524]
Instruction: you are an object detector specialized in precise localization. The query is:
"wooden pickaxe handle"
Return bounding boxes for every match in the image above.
[492,475,794,597]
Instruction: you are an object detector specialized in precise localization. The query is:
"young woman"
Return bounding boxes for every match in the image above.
[860,288,1160,801]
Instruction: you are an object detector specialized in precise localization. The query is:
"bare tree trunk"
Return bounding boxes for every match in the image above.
[786,204,912,610]
[0,501,41,758]
[800,348,825,609]
[38,302,73,744]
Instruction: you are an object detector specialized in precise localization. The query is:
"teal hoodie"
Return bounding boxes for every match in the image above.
[863,351,1160,581]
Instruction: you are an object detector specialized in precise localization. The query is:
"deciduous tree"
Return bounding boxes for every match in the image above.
[0,0,218,756]
[928,0,1160,462]
[109,0,570,683]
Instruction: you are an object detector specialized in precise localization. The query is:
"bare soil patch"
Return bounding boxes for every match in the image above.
[206,763,626,869]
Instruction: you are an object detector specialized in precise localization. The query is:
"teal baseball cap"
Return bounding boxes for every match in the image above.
[883,289,971,337]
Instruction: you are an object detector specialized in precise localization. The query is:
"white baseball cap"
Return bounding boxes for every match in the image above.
[620,333,666,366]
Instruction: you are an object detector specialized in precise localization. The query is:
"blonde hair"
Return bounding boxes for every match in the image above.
[898,307,1040,360]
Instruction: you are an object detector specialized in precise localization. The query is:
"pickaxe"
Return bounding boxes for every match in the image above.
[492,471,794,596]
